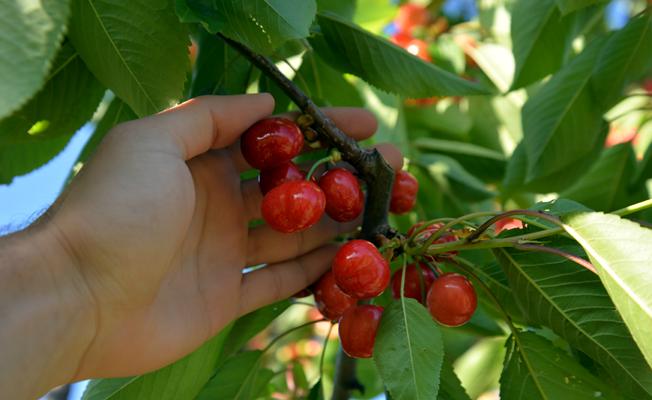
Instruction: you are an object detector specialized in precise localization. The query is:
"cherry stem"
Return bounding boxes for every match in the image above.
[319,323,335,399]
[417,211,498,252]
[465,209,562,243]
[262,318,326,353]
[306,155,334,181]
[514,244,597,274]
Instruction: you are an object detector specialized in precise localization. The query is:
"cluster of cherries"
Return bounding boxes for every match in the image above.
[241,117,477,360]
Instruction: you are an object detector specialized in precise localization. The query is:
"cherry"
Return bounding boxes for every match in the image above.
[391,31,412,47]
[395,3,429,34]
[406,39,432,62]
[339,305,384,358]
[391,262,436,303]
[259,161,305,195]
[261,181,325,233]
[390,171,418,214]
[332,240,390,299]
[318,168,364,222]
[313,270,357,321]
[241,117,304,169]
[426,273,477,327]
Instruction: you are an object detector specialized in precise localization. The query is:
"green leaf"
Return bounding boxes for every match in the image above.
[531,198,592,217]
[454,337,507,399]
[635,140,652,186]
[374,299,444,400]
[68,0,189,117]
[184,0,316,56]
[556,0,608,14]
[404,101,473,140]
[561,144,645,211]
[0,0,70,120]
[0,42,104,145]
[353,0,397,33]
[521,39,606,185]
[191,31,252,97]
[439,357,471,400]
[501,331,617,399]
[0,133,74,184]
[0,42,105,184]
[563,212,652,371]
[419,154,495,202]
[592,13,652,110]
[458,257,525,322]
[502,122,608,193]
[494,242,652,398]
[311,12,489,97]
[77,97,137,166]
[307,380,324,400]
[414,138,507,182]
[219,300,291,363]
[295,52,364,107]
[317,0,356,20]
[197,351,273,400]
[82,325,232,400]
[511,0,574,89]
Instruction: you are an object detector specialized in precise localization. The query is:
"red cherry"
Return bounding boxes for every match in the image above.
[318,168,364,222]
[259,162,305,195]
[339,305,384,358]
[390,171,418,214]
[261,181,325,233]
[426,273,477,327]
[390,262,436,303]
[241,117,304,169]
[405,39,432,62]
[391,31,412,47]
[395,3,429,34]
[332,240,390,299]
[313,270,357,321]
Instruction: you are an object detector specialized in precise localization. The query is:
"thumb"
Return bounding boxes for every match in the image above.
[142,94,275,160]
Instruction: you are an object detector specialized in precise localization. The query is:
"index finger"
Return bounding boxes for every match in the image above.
[139,94,276,160]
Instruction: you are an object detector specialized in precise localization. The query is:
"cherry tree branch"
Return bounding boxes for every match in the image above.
[220,35,397,400]
[219,34,396,242]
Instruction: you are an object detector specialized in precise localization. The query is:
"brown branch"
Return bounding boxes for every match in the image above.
[220,35,397,400]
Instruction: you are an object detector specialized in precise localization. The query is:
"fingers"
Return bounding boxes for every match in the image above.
[246,215,360,266]
[238,245,338,316]
[230,107,378,172]
[143,94,275,160]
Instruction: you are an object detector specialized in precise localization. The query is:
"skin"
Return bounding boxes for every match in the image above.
[0,94,403,399]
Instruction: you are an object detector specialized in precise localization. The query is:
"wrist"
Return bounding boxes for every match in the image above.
[0,221,97,398]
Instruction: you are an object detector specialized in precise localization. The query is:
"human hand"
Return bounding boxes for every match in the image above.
[50,94,402,380]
